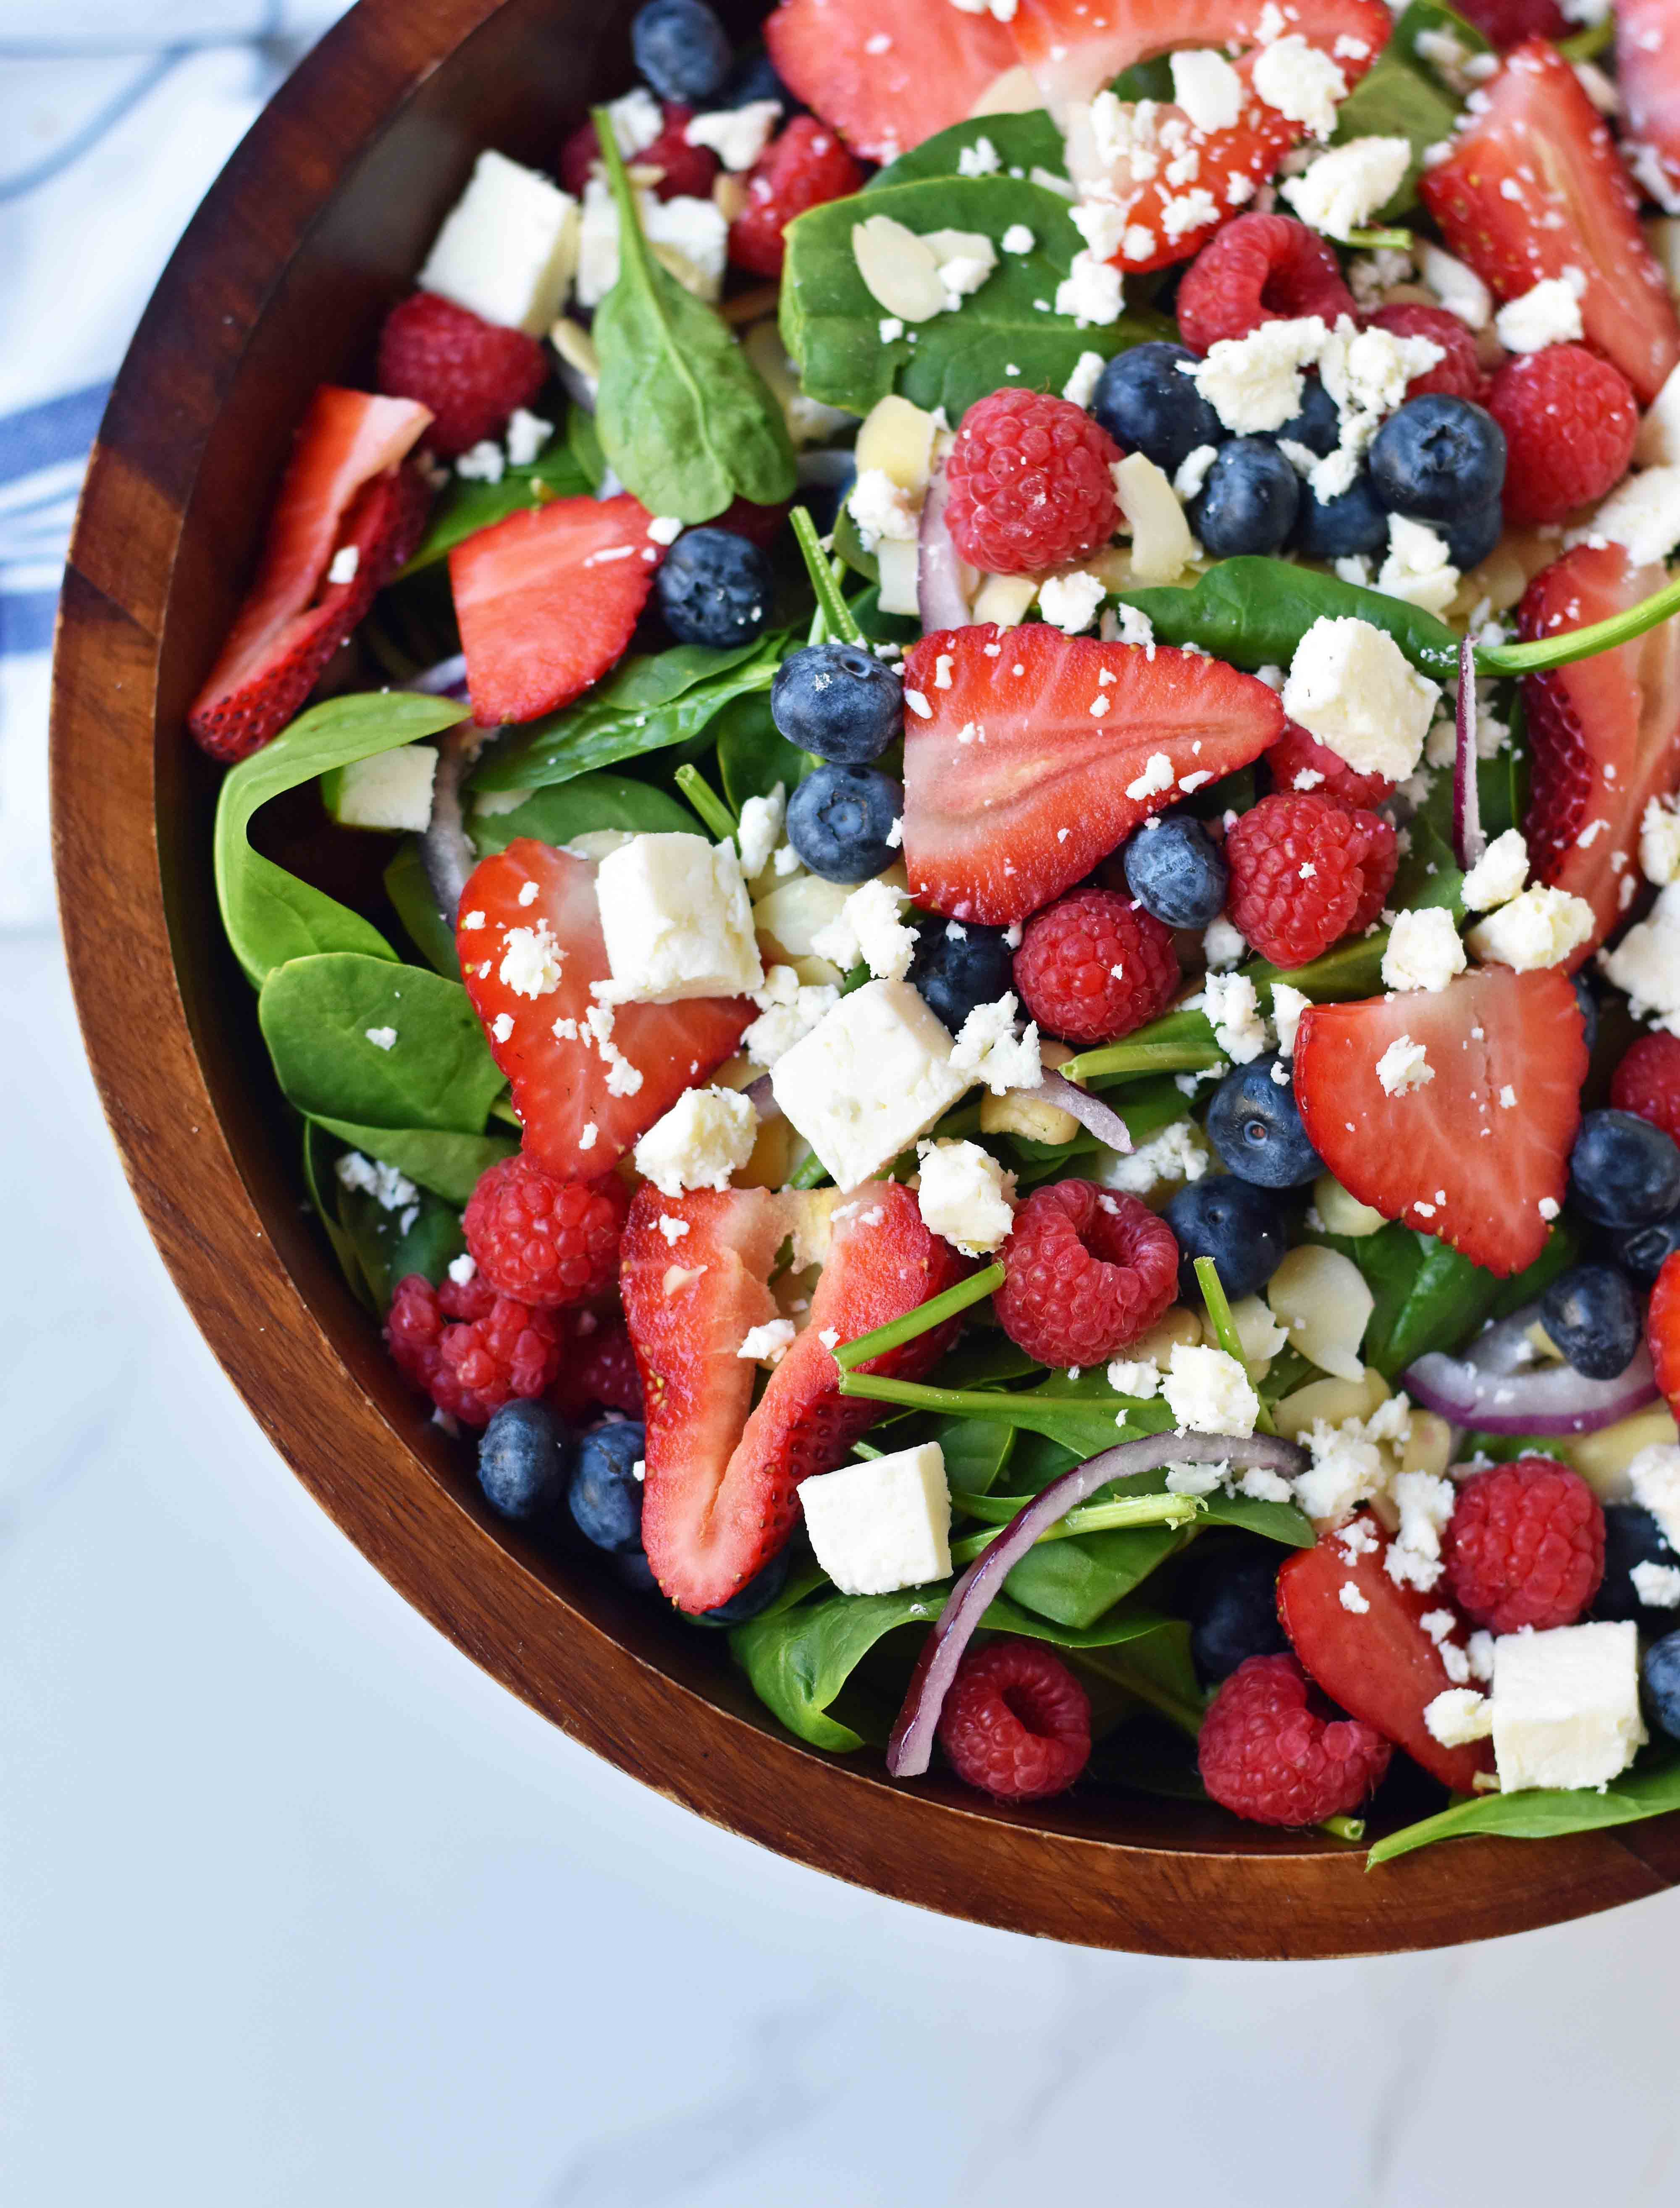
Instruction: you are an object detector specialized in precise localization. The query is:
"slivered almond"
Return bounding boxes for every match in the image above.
[851,215,948,322]
[1268,1244,1375,1383]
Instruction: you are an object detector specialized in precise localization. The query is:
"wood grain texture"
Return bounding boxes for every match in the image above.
[49,0,1680,1956]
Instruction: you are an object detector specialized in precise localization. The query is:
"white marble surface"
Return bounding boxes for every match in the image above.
[3,920,1680,2203]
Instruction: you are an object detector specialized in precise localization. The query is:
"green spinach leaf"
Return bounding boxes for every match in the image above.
[1315,1220,1578,1377]
[302,1121,374,1310]
[336,1177,466,1308]
[567,403,607,492]
[383,838,462,979]
[1114,557,1461,680]
[867,110,1067,190]
[307,1121,515,1206]
[470,770,698,854]
[1367,1751,1680,1865]
[714,689,808,814]
[397,431,593,576]
[1391,0,1493,85]
[1329,42,1461,218]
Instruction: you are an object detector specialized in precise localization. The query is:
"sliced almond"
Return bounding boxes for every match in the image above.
[970,573,1041,628]
[851,215,947,323]
[712,173,750,225]
[876,537,922,617]
[1560,1404,1680,1501]
[855,393,938,492]
[1129,1305,1204,1369]
[1215,1294,1289,1382]
[1400,1411,1454,1480]
[1267,1244,1375,1383]
[785,1188,839,1271]
[1273,1365,1391,1443]
[1111,452,1195,585]
[969,64,1042,115]
[1312,1171,1386,1238]
[753,874,853,959]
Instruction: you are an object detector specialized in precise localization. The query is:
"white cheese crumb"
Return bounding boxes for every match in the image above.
[1461,827,1529,911]
[1382,906,1467,995]
[1467,885,1595,973]
[1376,1035,1433,1095]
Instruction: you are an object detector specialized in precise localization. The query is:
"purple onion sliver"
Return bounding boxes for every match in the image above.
[1030,1069,1134,1154]
[1402,1344,1658,1436]
[419,725,479,924]
[1453,634,1484,872]
[406,652,470,698]
[917,462,972,635]
[885,1430,1307,1778]
[744,1072,781,1122]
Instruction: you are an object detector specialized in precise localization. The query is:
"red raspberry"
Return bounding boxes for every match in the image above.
[375,292,549,461]
[937,1639,1091,1801]
[1365,303,1488,404]
[1199,1654,1392,1827]
[1612,1032,1680,1147]
[995,1181,1178,1368]
[944,390,1122,575]
[1176,214,1357,355]
[1451,0,1568,44]
[464,1156,630,1307]
[1225,792,1398,970]
[1012,886,1179,1047]
[1486,347,1639,525]
[1444,1457,1606,1634]
[549,1305,646,1423]
[1267,720,1395,811]
[559,103,717,202]
[385,1272,562,1427]
[729,117,866,278]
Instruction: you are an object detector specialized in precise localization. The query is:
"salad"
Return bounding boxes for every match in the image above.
[190,0,1680,1861]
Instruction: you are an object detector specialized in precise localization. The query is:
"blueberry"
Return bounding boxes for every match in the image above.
[1090,341,1226,474]
[1539,1263,1641,1380]
[1444,497,1504,572]
[1122,811,1228,928]
[567,1420,647,1554]
[1189,437,1300,558]
[1368,395,1506,520]
[655,527,772,648]
[631,0,731,102]
[478,1400,570,1522]
[695,1546,792,1625]
[1643,1630,1680,1743]
[1609,1209,1680,1285]
[1188,1542,1289,1683]
[1205,1056,1323,1188]
[908,919,1016,1033]
[1574,972,1599,1057]
[1272,374,1340,458]
[1290,470,1389,562]
[1569,1108,1680,1227]
[785,763,903,882]
[1594,1505,1680,1629]
[1164,1175,1288,1302]
[719,48,792,108]
[615,1551,661,1594]
[771,640,902,763]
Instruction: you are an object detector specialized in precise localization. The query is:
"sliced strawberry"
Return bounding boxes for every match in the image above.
[1294,966,1587,1278]
[1419,39,1680,405]
[1618,0,1680,218]
[449,493,662,726]
[1648,1250,1680,1420]
[900,625,1285,926]
[188,388,432,760]
[1011,0,1390,127]
[1278,1523,1495,1795]
[627,1179,971,1612]
[457,839,753,1179]
[1519,543,1680,965]
[762,0,1017,163]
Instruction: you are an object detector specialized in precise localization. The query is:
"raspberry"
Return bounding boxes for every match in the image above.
[1451,0,1568,44]
[464,1155,630,1307]
[995,1181,1179,1368]
[1486,347,1639,525]
[1198,1654,1392,1827]
[1225,792,1397,970]
[937,1639,1091,1801]
[559,103,718,202]
[1612,1032,1680,1148]
[385,1272,562,1427]
[729,117,866,278]
[375,292,549,461]
[1267,720,1395,811]
[549,1305,646,1423]
[1444,1457,1606,1633]
[1012,886,1179,1047]
[944,390,1122,575]
[1365,304,1488,404]
[1176,214,1357,355]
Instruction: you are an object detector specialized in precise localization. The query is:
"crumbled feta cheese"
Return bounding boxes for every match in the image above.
[772,979,971,1189]
[504,407,553,467]
[1633,1560,1680,1607]
[1491,1620,1646,1793]
[1252,34,1347,139]
[916,1138,1017,1255]
[1340,1580,1371,1613]
[1037,568,1107,634]
[1270,982,1312,1058]
[958,134,1001,178]
[363,1025,397,1051]
[1599,882,1680,1032]
[1203,915,1247,970]
[819,877,917,983]
[1200,971,1269,1064]
[417,148,580,335]
[1418,242,1492,330]
[950,992,1041,1094]
[335,1151,419,1213]
[1386,1469,1455,1592]
[1125,750,1177,802]
[848,466,920,550]
[1107,1358,1161,1398]
[603,86,664,155]
[1163,1343,1260,1437]
[1061,349,1106,407]
[1189,315,1328,434]
[799,1443,952,1596]
[684,99,781,172]
[1461,827,1530,911]
[1641,796,1680,887]
[1376,1035,1433,1095]
[1054,250,1124,326]
[447,1253,478,1287]
[1495,274,1586,354]
[576,177,728,306]
[1382,906,1467,995]
[326,544,360,586]
[1172,443,1219,503]
[1000,222,1036,255]
[1629,1444,1680,1548]
[735,782,786,880]
[1281,136,1411,240]
[497,919,564,998]
[633,1084,757,1196]
[1171,48,1245,132]
[742,974,838,1067]
[1377,514,1459,617]
[737,1318,797,1366]
[1425,1688,1494,1748]
[596,833,763,1002]
[1584,463,1680,568]
[1282,615,1440,782]
[1070,199,1128,262]
[1467,884,1595,972]
[1096,1117,1208,1197]
[1294,1422,1386,1524]
[455,440,505,483]
[1319,320,1444,419]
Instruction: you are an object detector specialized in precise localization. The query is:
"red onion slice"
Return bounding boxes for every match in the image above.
[406,653,470,698]
[917,462,972,635]
[886,1431,1307,1777]
[1403,1346,1658,1435]
[420,724,481,924]
[1029,1069,1134,1154]
[744,1072,781,1121]
[1452,635,1484,872]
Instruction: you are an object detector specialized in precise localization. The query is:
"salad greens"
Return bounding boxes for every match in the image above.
[398,429,595,576]
[1113,558,1462,679]
[467,770,700,855]
[1368,1754,1680,1865]
[866,110,1067,192]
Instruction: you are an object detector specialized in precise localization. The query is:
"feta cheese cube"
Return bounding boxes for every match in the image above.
[1163,1343,1260,1437]
[916,1138,1016,1255]
[1491,1621,1647,1793]
[798,1443,953,1595]
[1599,881,1680,1031]
[1281,136,1411,240]
[1467,884,1595,972]
[1377,513,1459,616]
[1382,906,1467,994]
[633,1084,758,1195]
[320,743,439,832]
[418,149,580,336]
[596,833,764,1002]
[684,99,782,172]
[1054,250,1124,327]
[950,992,1041,1094]
[1494,274,1586,354]
[771,979,971,1189]
[735,783,786,880]
[1641,796,1680,887]
[1461,827,1529,911]
[1282,616,1440,782]
[576,177,729,307]
[1585,462,1680,569]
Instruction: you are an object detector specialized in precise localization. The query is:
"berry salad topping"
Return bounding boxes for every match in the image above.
[200,0,1680,1857]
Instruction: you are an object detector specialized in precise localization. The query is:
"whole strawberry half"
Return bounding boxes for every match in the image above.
[900,624,1284,926]
[1520,543,1680,967]
[763,0,1016,162]
[625,1180,971,1613]
[457,839,753,1179]
[1294,966,1587,1278]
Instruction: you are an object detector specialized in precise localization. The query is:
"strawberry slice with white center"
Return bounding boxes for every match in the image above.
[900,624,1285,926]
[626,1179,971,1613]
[449,492,663,726]
[1618,0,1680,218]
[188,387,433,760]
[762,0,1018,164]
[1294,966,1587,1279]
[1419,38,1680,405]
[457,838,753,1179]
[1278,1523,1494,1795]
[1519,543,1680,965]
[1011,0,1390,127]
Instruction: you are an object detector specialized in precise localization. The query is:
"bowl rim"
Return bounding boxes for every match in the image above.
[48,0,1680,1956]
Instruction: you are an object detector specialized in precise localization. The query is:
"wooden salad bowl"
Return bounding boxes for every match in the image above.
[50,0,1680,1956]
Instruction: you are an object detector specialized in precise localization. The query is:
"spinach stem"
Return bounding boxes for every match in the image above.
[673,761,738,839]
[1344,226,1412,251]
[948,1490,1202,1566]
[790,505,864,645]
[1060,1037,1225,1084]
[833,1262,1005,1370]
[1320,1814,1367,1843]
[1558,14,1612,58]
[789,1150,832,1189]
[1477,571,1680,677]
[1194,1255,1277,1435]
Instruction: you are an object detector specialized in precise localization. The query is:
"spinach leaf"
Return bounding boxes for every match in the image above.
[781,173,1171,422]
[1366,1751,1680,1866]
[1391,0,1493,85]
[933,1415,1016,1496]
[591,116,796,522]
[307,1121,515,1206]
[301,1121,374,1310]
[1003,1524,1187,1628]
[383,838,462,979]
[470,770,698,854]
[715,689,808,814]
[397,431,593,577]
[1329,41,1461,219]
[867,110,1066,190]
[1315,1220,1578,1377]
[215,692,469,987]
[336,1176,466,1309]
[1114,558,1461,680]
[567,403,607,492]
[1076,1618,1206,1738]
